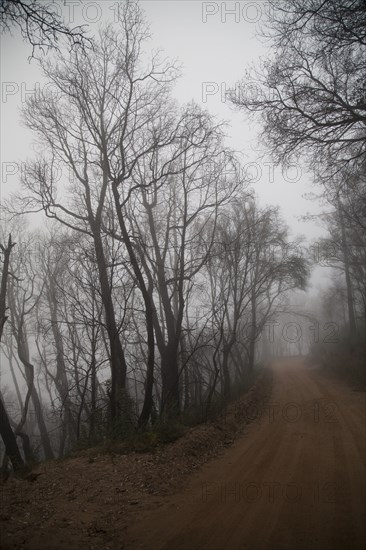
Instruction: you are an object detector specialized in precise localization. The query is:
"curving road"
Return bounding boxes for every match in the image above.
[124,358,366,550]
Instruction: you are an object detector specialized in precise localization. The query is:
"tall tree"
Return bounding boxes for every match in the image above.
[7,232,55,459]
[128,110,240,417]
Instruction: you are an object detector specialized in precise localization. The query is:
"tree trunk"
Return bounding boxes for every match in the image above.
[221,345,231,399]
[0,234,24,470]
[8,281,55,461]
[0,398,24,471]
[17,352,55,460]
[89,347,97,440]
[29,384,54,460]
[46,281,77,445]
[248,287,257,371]
[0,235,14,341]
[160,342,180,418]
[93,229,128,420]
[338,197,357,336]
[138,300,155,428]
[111,183,156,427]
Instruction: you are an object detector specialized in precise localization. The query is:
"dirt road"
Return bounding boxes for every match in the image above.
[124,359,366,550]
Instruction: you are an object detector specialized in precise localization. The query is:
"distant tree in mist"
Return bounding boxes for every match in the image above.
[315,172,366,336]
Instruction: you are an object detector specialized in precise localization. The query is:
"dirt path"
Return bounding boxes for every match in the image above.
[124,358,366,550]
[1,359,365,549]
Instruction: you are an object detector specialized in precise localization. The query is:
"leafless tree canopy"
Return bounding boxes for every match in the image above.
[1,0,89,56]
[231,0,366,176]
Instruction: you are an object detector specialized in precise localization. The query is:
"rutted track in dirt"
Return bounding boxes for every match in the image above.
[124,358,366,550]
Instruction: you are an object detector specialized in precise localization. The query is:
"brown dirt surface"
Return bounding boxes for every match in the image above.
[0,368,271,549]
[1,358,365,549]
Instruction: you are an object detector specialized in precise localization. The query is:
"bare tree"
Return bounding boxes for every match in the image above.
[7,231,55,459]
[315,175,366,337]
[34,233,79,453]
[205,197,308,399]
[127,109,240,418]
[1,0,89,57]
[231,0,366,178]
[11,46,133,421]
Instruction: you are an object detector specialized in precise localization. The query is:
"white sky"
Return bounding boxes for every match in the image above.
[0,0,329,290]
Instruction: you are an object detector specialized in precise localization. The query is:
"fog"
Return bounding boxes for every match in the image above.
[0,6,364,546]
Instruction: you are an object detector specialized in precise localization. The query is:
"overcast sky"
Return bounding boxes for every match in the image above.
[0,0,329,289]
